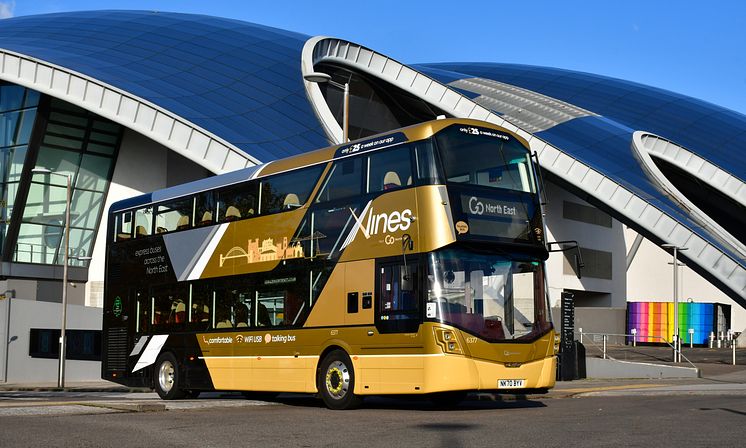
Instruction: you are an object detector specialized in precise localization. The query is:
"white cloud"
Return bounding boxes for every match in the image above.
[0,1,15,19]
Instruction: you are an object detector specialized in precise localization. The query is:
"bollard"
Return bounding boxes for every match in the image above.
[579,328,583,344]
[688,328,694,349]
[603,334,607,360]
[631,328,637,347]
[709,332,715,348]
[734,340,737,366]
[672,334,677,363]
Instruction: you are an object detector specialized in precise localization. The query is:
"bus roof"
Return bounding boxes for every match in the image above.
[109,164,265,213]
[109,118,527,214]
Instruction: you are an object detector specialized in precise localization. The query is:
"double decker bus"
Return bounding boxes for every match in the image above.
[102,118,557,409]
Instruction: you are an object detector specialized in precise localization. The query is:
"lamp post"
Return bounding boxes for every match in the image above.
[662,243,688,363]
[2,289,15,382]
[31,167,71,387]
[304,72,350,142]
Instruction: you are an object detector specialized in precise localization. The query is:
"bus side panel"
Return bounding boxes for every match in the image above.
[415,185,457,252]
[303,260,374,327]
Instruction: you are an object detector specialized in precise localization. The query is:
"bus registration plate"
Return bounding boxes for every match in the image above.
[498,379,525,389]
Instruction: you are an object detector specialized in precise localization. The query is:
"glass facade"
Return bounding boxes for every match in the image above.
[0,83,39,253]
[13,97,122,266]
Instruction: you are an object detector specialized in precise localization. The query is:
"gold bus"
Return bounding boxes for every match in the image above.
[102,118,557,409]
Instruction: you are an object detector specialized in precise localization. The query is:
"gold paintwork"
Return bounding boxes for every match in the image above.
[256,150,335,177]
[196,322,556,394]
[200,209,306,278]
[415,186,457,252]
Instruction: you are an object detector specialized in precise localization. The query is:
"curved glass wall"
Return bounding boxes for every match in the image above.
[314,63,450,140]
[0,83,39,253]
[13,97,122,266]
[651,155,745,245]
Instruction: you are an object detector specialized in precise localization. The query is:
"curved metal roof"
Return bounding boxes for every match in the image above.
[420,63,746,184]
[0,10,329,163]
[415,62,745,303]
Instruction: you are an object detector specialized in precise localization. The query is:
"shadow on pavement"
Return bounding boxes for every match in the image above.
[272,393,547,411]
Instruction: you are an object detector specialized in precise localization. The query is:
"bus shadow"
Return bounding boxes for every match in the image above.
[273,393,548,411]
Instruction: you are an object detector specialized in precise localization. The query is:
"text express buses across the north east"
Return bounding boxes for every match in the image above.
[102,118,558,409]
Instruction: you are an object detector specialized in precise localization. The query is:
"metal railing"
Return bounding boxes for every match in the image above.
[13,243,88,266]
[577,330,698,369]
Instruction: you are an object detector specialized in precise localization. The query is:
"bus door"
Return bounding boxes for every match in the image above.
[375,260,420,334]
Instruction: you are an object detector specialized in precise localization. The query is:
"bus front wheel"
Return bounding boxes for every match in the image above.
[318,350,362,410]
[153,352,185,400]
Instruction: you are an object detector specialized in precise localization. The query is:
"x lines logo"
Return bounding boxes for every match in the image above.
[341,200,413,249]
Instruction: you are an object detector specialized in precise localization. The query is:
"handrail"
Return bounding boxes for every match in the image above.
[576,330,698,370]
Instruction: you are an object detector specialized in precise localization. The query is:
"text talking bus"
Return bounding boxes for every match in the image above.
[102,118,557,409]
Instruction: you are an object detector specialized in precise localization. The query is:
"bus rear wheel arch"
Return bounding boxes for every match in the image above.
[317,349,362,410]
[153,352,186,400]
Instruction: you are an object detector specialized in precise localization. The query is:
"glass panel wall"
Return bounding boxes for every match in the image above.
[14,97,122,266]
[0,83,39,254]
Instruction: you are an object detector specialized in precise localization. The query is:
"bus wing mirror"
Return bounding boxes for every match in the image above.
[547,240,584,279]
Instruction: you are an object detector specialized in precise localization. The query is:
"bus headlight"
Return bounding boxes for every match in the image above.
[435,328,462,354]
[554,334,561,354]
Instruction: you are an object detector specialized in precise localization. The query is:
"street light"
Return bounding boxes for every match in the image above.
[304,71,350,142]
[662,243,688,363]
[2,289,16,383]
[31,167,72,387]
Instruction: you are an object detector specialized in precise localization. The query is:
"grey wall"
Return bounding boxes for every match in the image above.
[544,181,627,309]
[1,298,102,383]
[552,306,627,338]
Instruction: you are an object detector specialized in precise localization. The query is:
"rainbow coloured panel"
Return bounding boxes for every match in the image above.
[627,302,718,345]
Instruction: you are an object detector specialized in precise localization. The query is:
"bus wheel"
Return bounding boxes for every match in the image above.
[154,352,185,400]
[318,350,362,410]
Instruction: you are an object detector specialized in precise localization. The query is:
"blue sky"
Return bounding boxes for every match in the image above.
[6,1,746,114]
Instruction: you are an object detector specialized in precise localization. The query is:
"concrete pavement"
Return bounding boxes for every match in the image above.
[0,346,743,414]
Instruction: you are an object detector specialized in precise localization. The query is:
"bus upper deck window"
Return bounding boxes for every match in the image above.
[316,158,362,203]
[134,207,152,238]
[414,140,442,185]
[217,182,258,222]
[261,165,324,213]
[115,211,133,241]
[195,191,215,227]
[434,125,535,193]
[367,145,412,194]
[155,198,193,233]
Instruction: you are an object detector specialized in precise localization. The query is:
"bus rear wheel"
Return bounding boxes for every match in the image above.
[318,350,362,410]
[154,352,185,400]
